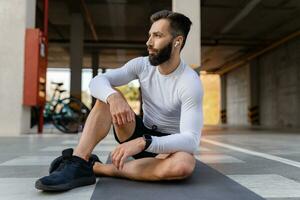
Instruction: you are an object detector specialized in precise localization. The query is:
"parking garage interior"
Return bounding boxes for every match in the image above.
[0,0,300,199]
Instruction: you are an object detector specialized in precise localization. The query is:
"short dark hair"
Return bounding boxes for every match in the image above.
[150,10,192,50]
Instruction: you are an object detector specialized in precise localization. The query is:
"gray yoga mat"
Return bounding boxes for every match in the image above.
[91,158,264,200]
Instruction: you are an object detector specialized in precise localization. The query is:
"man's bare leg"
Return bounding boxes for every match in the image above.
[73,100,112,161]
[73,96,135,161]
[93,152,196,181]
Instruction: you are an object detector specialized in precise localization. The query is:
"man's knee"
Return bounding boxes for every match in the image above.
[157,152,195,180]
[89,100,110,121]
[172,161,195,179]
[94,99,109,110]
[88,100,111,126]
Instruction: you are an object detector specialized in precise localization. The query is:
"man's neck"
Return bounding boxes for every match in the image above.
[157,54,180,75]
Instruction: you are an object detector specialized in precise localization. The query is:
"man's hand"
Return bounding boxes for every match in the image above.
[111,137,146,170]
[107,92,135,126]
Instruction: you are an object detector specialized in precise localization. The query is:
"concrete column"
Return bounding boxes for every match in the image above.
[226,65,249,125]
[220,75,227,124]
[172,0,201,67]
[91,51,99,107]
[70,12,84,100]
[248,60,260,125]
[91,51,99,78]
[0,0,36,135]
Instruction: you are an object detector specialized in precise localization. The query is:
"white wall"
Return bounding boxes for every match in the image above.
[226,64,249,125]
[172,0,201,67]
[259,38,300,128]
[0,0,36,135]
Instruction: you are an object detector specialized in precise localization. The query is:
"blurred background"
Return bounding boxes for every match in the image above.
[0,0,300,135]
[2,2,300,198]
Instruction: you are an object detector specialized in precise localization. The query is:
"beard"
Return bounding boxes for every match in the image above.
[148,41,173,66]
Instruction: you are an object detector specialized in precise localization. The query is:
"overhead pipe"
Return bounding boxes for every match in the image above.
[221,0,261,34]
[80,0,99,41]
[213,30,300,75]
[50,39,146,49]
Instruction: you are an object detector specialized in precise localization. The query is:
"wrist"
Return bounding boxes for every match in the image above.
[142,134,152,151]
[139,137,146,150]
[107,92,119,104]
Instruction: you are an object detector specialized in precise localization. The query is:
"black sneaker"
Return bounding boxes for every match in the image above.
[49,148,101,174]
[89,154,102,165]
[49,148,73,174]
[35,155,96,191]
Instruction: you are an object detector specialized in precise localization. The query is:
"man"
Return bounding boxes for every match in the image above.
[35,10,203,191]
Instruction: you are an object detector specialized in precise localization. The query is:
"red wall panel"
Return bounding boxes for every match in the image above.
[23,29,46,106]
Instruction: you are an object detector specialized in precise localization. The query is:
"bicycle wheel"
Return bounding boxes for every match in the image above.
[52,97,90,133]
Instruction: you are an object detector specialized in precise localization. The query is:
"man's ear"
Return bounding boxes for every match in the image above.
[174,36,184,48]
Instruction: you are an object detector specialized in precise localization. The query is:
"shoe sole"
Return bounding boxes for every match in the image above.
[35,177,96,191]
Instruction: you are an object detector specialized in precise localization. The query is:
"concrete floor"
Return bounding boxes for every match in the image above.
[0,126,300,200]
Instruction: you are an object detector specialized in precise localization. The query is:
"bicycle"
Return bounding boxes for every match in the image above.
[44,82,90,133]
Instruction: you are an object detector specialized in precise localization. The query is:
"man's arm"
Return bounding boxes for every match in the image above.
[89,57,143,103]
[106,92,135,126]
[146,77,203,154]
[89,57,143,125]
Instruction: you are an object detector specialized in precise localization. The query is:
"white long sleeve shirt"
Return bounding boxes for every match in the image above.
[89,56,203,154]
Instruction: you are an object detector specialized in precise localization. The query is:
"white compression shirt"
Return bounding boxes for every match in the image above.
[89,56,203,154]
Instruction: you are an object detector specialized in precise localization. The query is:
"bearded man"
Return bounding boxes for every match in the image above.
[35,9,203,192]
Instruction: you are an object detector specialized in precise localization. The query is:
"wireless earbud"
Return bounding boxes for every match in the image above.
[175,41,179,47]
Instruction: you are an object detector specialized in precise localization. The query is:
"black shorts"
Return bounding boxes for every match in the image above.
[113,115,169,159]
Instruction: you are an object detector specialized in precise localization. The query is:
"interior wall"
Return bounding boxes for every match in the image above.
[226,64,249,125]
[224,37,300,129]
[0,0,36,135]
[259,37,300,128]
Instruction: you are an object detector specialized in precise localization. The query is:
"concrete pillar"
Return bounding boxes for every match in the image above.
[70,12,84,100]
[248,60,260,125]
[172,0,201,67]
[91,51,99,78]
[226,65,249,125]
[0,0,36,135]
[220,75,227,124]
[91,51,99,107]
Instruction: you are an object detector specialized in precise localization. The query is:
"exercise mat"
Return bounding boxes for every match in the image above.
[91,157,264,200]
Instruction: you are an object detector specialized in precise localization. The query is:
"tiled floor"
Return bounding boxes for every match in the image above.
[0,126,300,200]
[228,174,300,198]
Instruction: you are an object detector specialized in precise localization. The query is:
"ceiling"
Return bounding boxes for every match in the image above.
[37,0,171,68]
[201,0,300,73]
[37,0,300,72]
